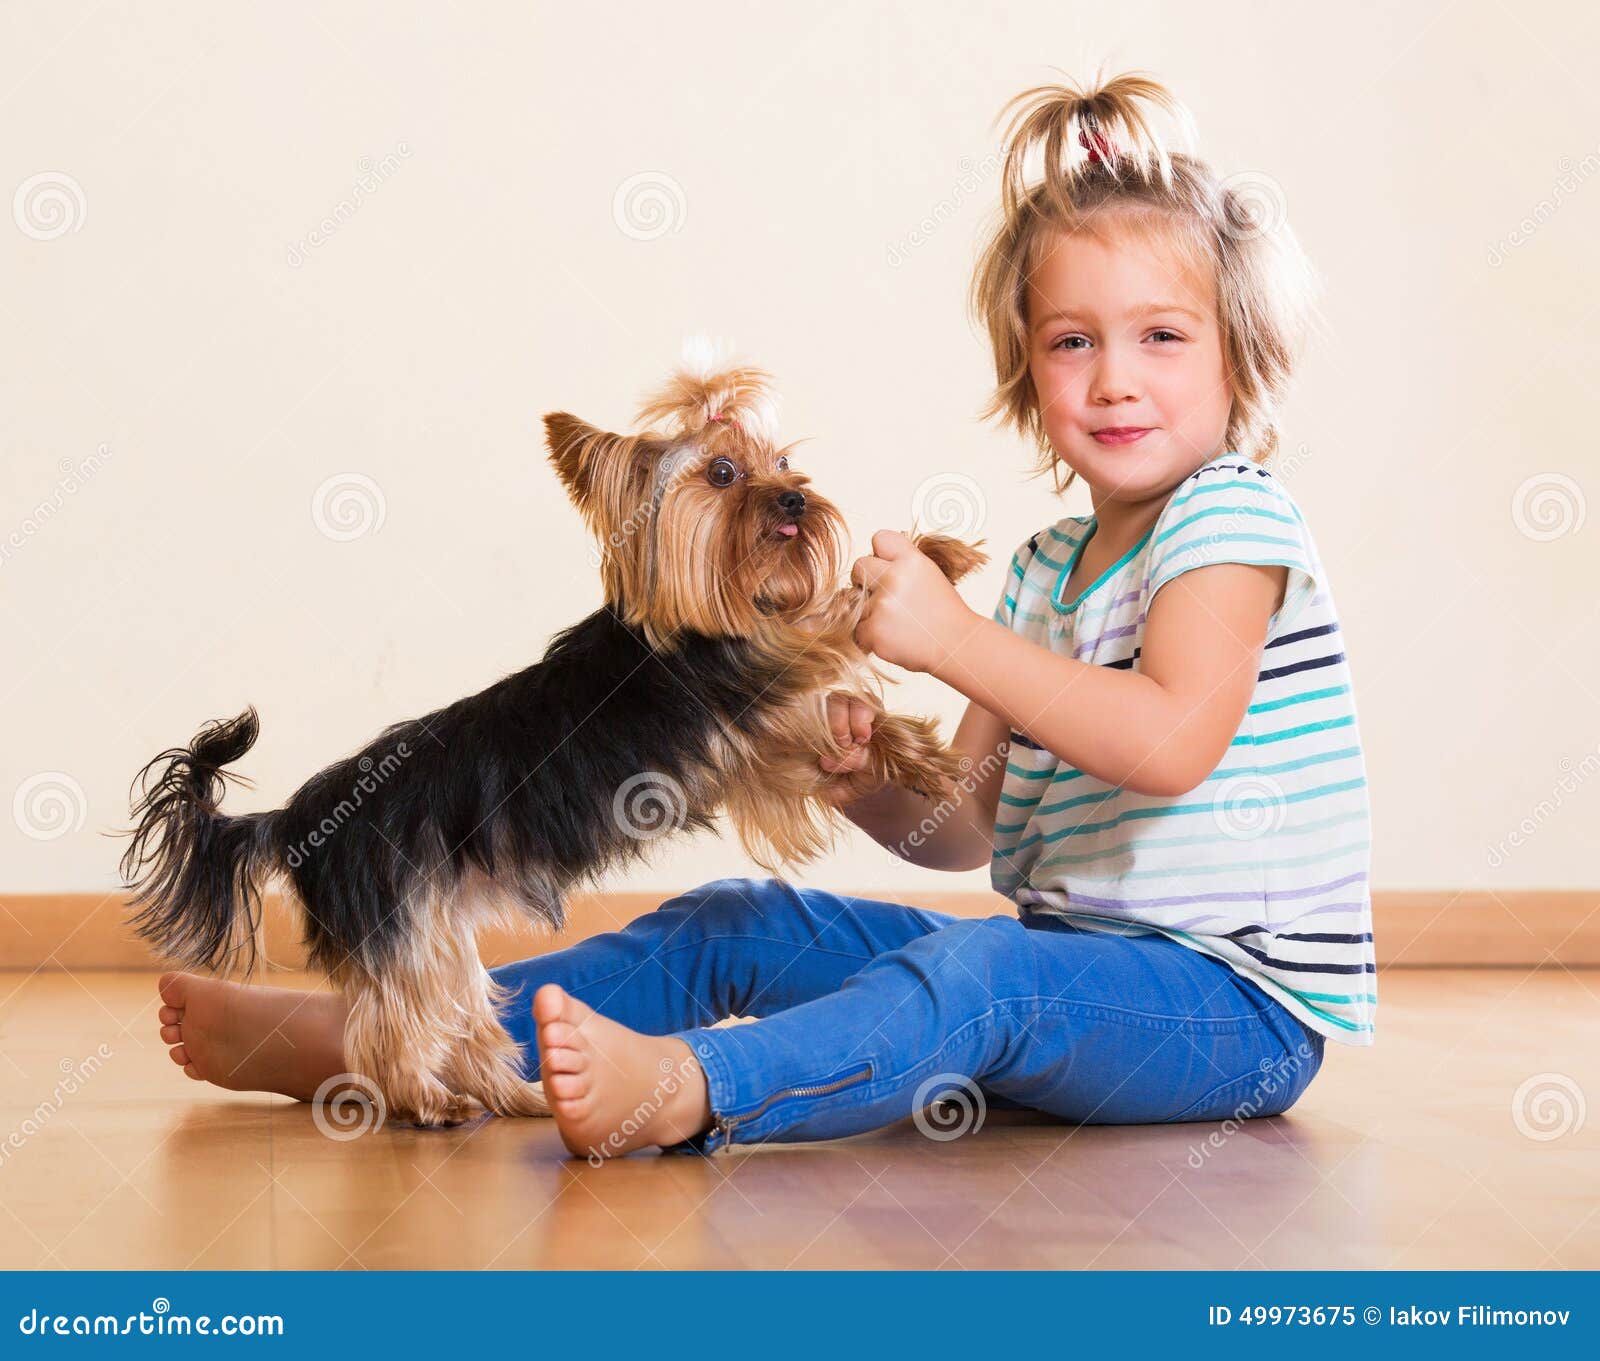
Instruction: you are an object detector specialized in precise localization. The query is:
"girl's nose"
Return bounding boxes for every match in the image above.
[1089,352,1141,405]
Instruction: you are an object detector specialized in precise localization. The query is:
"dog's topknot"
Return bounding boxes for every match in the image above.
[632,333,782,446]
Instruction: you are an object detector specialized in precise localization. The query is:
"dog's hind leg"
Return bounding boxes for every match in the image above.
[334,884,499,1128]
[341,970,473,1128]
[423,870,556,1118]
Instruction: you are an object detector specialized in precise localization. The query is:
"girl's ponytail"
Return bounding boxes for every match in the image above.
[994,70,1196,226]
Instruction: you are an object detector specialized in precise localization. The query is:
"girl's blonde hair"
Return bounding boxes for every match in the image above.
[969,68,1319,493]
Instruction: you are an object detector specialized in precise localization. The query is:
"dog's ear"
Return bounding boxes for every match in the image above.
[544,412,678,530]
[543,412,610,507]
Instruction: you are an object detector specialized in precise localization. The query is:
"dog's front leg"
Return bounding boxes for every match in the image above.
[720,701,966,873]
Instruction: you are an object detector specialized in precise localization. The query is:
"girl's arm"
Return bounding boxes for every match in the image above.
[824,697,1010,871]
[855,531,1288,798]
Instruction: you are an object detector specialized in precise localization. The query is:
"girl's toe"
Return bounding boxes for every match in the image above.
[531,983,567,1025]
[542,1043,588,1075]
[545,1071,587,1101]
[169,1043,190,1067]
[160,1023,181,1043]
[538,1020,576,1051]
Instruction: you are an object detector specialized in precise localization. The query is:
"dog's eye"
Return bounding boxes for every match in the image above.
[776,455,789,472]
[707,457,738,488]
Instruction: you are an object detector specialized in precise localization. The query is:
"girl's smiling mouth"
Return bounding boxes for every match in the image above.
[1092,427,1154,446]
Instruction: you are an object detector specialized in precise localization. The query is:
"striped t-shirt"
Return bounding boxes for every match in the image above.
[989,453,1375,1046]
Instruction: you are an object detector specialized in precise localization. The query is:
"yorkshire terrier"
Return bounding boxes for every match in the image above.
[120,345,986,1128]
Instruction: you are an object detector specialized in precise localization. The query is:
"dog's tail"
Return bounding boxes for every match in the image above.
[119,707,283,976]
[912,532,988,584]
[811,531,991,681]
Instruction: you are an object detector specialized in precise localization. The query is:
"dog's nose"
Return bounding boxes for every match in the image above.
[777,489,806,518]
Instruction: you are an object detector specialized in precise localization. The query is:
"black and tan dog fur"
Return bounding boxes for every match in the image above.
[120,350,984,1127]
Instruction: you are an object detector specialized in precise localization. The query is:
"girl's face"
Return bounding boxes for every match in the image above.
[1025,227,1232,507]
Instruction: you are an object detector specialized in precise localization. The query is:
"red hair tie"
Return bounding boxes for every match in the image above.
[1079,125,1114,165]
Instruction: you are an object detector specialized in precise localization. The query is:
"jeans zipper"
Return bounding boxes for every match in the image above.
[712,1063,873,1144]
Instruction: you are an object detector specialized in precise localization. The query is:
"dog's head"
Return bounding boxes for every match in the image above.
[544,342,846,645]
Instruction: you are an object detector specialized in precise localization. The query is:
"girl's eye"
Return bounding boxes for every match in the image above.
[775,455,789,472]
[1148,329,1184,343]
[1051,335,1089,351]
[707,457,739,488]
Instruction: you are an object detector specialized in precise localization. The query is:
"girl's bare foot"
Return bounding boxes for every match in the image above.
[156,971,349,1102]
[533,984,711,1159]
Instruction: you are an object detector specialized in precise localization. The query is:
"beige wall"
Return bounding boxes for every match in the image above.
[3,1,1596,901]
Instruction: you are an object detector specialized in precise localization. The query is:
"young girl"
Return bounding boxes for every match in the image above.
[155,71,1373,1157]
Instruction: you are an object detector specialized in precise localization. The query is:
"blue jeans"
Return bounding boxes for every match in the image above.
[490,876,1325,1153]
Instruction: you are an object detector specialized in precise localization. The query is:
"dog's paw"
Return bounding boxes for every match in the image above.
[867,714,972,803]
[392,1091,475,1129]
[902,749,970,803]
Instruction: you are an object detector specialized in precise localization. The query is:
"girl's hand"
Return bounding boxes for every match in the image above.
[851,530,979,675]
[817,692,889,806]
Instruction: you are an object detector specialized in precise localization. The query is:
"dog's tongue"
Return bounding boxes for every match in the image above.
[776,523,799,538]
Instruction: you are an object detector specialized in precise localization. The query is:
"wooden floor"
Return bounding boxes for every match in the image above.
[0,968,1595,1270]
